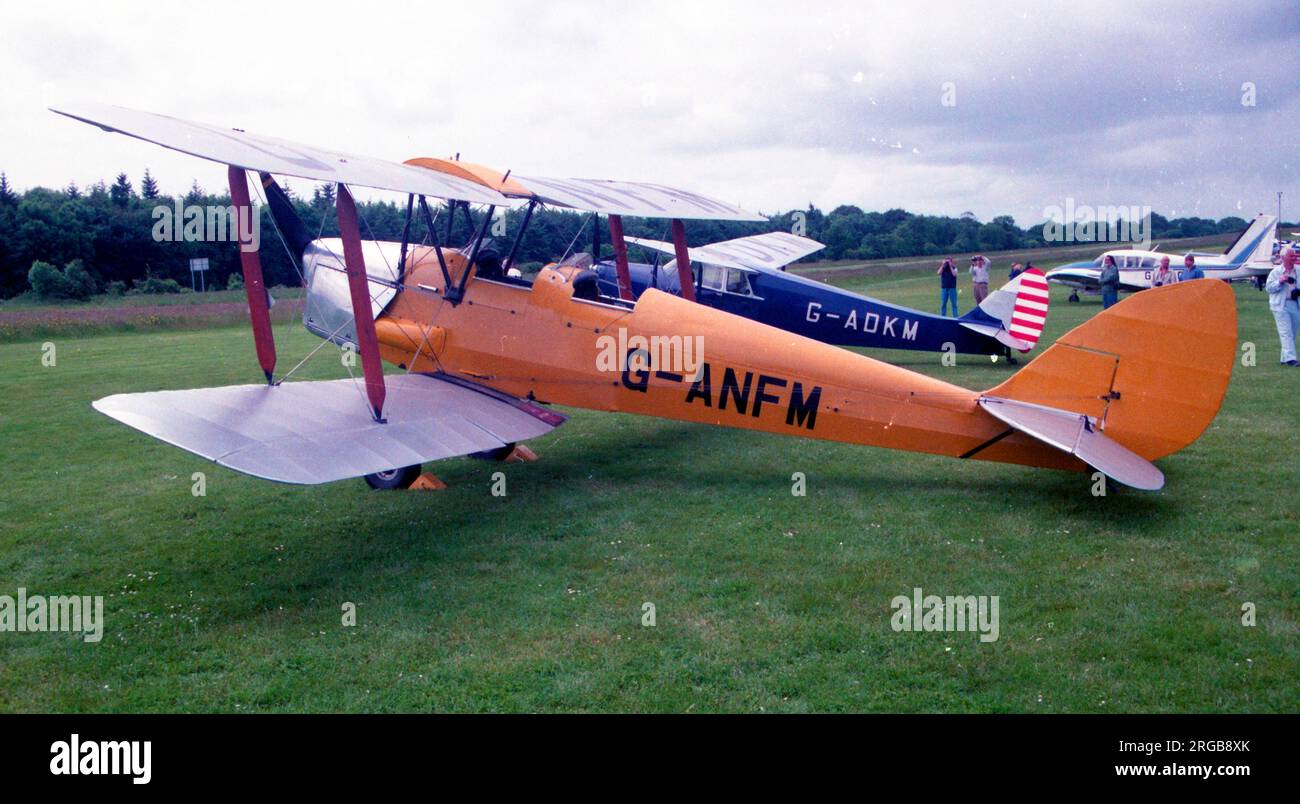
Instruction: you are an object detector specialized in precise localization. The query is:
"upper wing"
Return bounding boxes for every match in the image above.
[403,157,764,222]
[93,373,565,484]
[52,102,508,205]
[626,232,824,270]
[512,175,765,222]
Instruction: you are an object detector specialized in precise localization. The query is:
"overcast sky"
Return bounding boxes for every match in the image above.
[1,0,1296,225]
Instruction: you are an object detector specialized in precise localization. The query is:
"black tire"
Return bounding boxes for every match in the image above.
[1068,292,1080,303]
[363,464,422,490]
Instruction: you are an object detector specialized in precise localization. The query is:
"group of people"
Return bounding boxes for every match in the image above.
[1097,254,1205,309]
[935,255,1036,317]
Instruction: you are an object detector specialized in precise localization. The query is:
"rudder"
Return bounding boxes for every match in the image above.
[985,279,1237,461]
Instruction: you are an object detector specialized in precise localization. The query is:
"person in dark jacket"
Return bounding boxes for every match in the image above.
[937,258,959,316]
[1099,254,1120,309]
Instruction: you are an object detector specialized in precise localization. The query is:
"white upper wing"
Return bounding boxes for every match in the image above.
[513,175,765,222]
[625,231,824,270]
[51,102,508,205]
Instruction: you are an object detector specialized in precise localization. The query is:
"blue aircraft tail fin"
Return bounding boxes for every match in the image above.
[1221,214,1277,266]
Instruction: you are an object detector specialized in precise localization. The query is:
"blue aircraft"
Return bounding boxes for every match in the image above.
[593,233,1050,359]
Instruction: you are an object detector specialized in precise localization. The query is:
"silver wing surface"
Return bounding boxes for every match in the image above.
[978,396,1163,490]
[513,175,765,222]
[625,232,824,270]
[93,374,565,484]
[51,102,507,205]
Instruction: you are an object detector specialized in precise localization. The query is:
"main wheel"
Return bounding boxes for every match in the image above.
[1068,291,1080,303]
[363,464,422,490]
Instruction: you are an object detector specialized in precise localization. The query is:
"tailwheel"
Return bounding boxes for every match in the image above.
[364,464,422,490]
[1068,291,1080,303]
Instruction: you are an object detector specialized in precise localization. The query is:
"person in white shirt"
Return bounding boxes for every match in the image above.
[1265,247,1299,366]
[1152,255,1177,287]
[970,255,991,304]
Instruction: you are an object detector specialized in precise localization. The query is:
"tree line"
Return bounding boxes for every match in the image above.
[0,170,1277,300]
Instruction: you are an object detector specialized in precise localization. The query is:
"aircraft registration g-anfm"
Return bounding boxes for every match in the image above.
[53,103,1238,492]
[591,232,1051,360]
[1045,213,1278,298]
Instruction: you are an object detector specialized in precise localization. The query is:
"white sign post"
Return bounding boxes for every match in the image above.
[189,257,209,292]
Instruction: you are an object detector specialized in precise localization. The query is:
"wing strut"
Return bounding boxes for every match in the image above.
[336,184,387,422]
[670,219,696,302]
[607,214,634,300]
[228,166,276,383]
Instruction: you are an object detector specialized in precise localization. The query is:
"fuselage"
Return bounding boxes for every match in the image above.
[347,243,1077,473]
[1046,248,1269,292]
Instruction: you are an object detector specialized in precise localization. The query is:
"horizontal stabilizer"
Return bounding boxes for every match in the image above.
[93,374,565,484]
[957,321,1033,352]
[978,396,1163,490]
[51,102,507,205]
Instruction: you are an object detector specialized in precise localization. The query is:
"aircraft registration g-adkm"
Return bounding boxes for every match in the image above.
[53,103,1239,492]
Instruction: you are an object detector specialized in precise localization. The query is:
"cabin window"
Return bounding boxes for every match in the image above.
[725,269,754,296]
[701,264,725,291]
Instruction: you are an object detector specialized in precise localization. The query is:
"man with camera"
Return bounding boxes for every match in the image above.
[1265,246,1300,366]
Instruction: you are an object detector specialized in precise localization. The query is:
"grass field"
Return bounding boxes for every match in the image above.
[0,252,1296,713]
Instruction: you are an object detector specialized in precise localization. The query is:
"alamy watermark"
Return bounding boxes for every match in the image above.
[595,327,704,378]
[0,588,103,643]
[152,199,260,252]
[50,734,151,784]
[891,586,999,643]
[1042,198,1151,250]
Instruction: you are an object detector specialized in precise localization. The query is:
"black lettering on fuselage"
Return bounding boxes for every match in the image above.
[621,348,649,392]
[719,368,753,414]
[684,362,712,406]
[752,374,787,418]
[786,382,820,430]
[680,362,820,431]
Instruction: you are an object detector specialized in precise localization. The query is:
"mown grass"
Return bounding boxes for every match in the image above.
[0,257,1294,712]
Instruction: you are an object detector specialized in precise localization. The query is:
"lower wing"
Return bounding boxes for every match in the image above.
[93,373,565,484]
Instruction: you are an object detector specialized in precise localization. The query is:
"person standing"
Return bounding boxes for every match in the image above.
[1152,255,1177,287]
[970,255,991,304]
[938,258,959,316]
[1265,247,1299,366]
[1099,254,1120,309]
[1183,254,1204,280]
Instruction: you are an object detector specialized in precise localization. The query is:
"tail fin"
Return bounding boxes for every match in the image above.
[1223,213,1278,266]
[959,267,1050,351]
[985,279,1237,466]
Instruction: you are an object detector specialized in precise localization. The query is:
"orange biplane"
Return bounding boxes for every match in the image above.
[54,103,1237,491]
